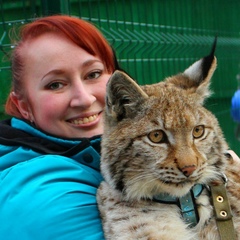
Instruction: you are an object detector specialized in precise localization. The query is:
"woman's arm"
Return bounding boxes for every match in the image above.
[0,155,105,240]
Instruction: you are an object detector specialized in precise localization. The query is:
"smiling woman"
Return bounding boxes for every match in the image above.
[10,32,110,138]
[5,15,116,138]
[0,15,118,240]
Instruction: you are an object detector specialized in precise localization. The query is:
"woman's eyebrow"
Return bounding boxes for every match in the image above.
[82,59,103,68]
[41,69,65,81]
[41,60,103,81]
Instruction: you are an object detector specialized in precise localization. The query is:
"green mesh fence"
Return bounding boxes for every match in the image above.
[1,0,240,154]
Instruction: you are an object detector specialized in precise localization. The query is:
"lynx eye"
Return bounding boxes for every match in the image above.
[148,130,166,143]
[193,125,205,138]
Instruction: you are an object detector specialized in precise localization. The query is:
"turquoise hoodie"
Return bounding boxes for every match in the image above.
[0,118,104,240]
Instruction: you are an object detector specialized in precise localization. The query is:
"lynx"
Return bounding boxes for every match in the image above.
[97,42,240,240]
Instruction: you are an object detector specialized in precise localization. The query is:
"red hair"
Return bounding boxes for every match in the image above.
[5,15,115,117]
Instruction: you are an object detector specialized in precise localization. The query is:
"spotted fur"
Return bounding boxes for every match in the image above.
[97,46,240,239]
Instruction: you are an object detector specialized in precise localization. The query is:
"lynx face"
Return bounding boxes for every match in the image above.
[100,47,228,201]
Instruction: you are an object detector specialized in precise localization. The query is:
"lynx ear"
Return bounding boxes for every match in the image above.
[105,70,148,122]
[183,38,217,103]
[167,38,217,105]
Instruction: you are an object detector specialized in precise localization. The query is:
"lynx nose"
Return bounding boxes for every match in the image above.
[181,165,196,177]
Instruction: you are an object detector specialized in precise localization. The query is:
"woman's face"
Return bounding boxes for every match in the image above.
[19,33,111,138]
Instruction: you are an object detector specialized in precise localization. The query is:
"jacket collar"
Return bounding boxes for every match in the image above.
[0,118,101,156]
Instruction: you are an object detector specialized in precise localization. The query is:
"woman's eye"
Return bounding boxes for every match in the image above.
[47,82,64,90]
[86,70,102,80]
[193,125,205,138]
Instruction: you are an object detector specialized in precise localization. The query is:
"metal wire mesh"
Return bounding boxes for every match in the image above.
[0,0,240,153]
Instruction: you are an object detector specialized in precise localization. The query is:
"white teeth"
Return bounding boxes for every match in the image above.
[71,114,97,125]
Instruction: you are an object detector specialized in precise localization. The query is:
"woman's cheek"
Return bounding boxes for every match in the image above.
[33,94,67,122]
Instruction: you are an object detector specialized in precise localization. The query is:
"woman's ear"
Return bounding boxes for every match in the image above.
[10,92,34,121]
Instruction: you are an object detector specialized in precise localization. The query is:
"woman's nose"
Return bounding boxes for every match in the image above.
[70,82,95,108]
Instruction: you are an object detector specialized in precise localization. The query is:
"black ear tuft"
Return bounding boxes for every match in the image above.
[201,37,217,80]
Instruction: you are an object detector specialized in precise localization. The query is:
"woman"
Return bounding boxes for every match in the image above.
[0,15,117,239]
